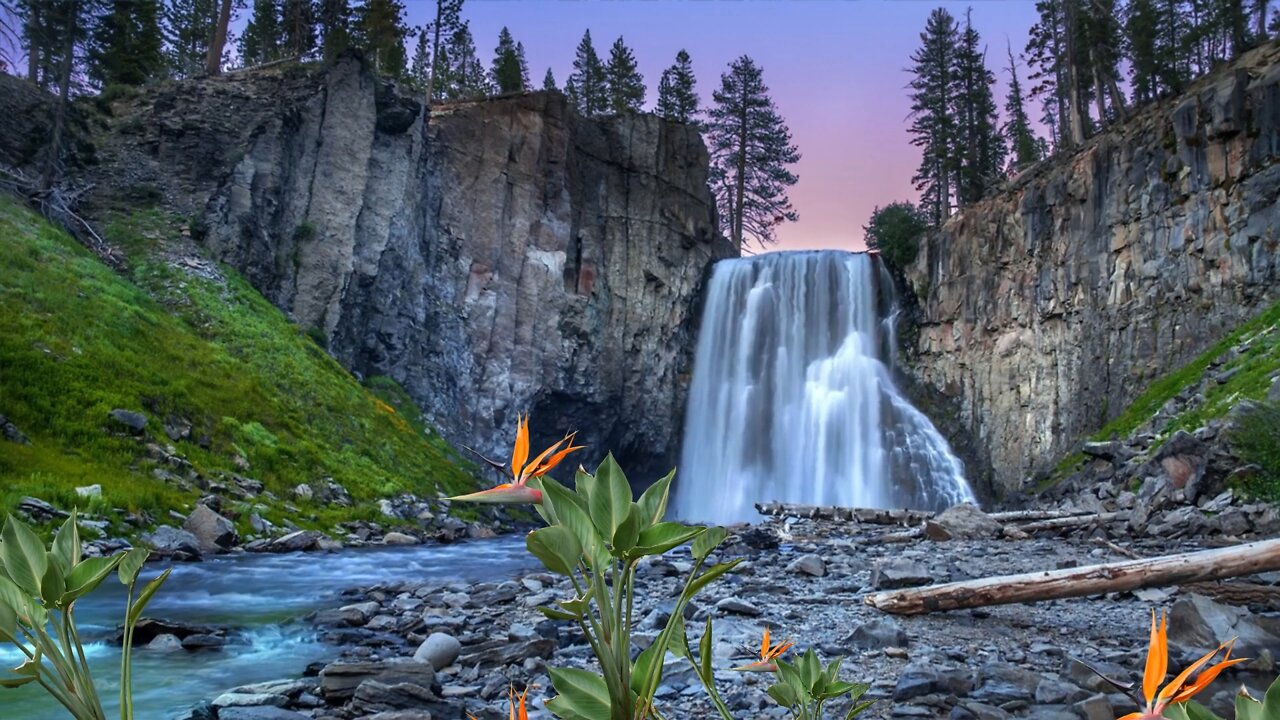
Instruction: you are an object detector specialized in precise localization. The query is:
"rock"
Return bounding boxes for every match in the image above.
[786,554,826,577]
[108,408,148,434]
[146,633,183,651]
[183,504,238,553]
[292,484,314,501]
[457,638,556,668]
[319,659,436,701]
[217,709,309,720]
[715,598,762,616]
[18,497,68,521]
[1269,378,1280,403]
[163,415,192,441]
[893,661,971,700]
[1074,693,1114,720]
[0,414,29,444]
[75,484,102,499]
[1081,441,1124,460]
[925,503,1001,540]
[382,531,419,546]
[871,559,932,589]
[181,633,227,651]
[143,525,203,560]
[1169,594,1280,657]
[413,632,462,670]
[846,618,908,649]
[266,530,325,553]
[123,618,223,646]
[211,692,288,708]
[352,680,442,716]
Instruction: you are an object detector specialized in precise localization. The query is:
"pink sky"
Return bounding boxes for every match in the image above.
[423,0,1044,251]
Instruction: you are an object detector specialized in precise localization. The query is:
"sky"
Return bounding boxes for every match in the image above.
[407,0,1045,251]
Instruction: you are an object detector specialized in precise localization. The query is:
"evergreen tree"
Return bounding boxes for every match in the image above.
[409,26,430,91]
[206,0,235,75]
[240,0,281,67]
[357,0,409,77]
[1081,0,1127,126]
[706,55,801,252]
[515,41,529,89]
[1025,0,1089,151]
[162,0,215,77]
[1125,0,1162,102]
[280,0,316,58]
[440,20,487,98]
[908,7,959,225]
[426,0,462,100]
[543,67,557,91]
[316,0,351,61]
[1003,43,1042,171]
[88,0,164,86]
[656,49,698,123]
[863,202,929,268]
[567,30,607,116]
[953,10,1006,205]
[605,35,644,113]
[490,26,524,93]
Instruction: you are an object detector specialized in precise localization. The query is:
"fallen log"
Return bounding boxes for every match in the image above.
[755,502,1101,526]
[864,538,1280,615]
[1014,512,1126,534]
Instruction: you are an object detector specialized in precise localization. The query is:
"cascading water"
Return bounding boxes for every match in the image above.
[675,251,975,524]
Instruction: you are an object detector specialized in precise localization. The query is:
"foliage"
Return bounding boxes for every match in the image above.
[766,650,874,720]
[437,20,489,99]
[566,30,607,117]
[87,0,164,87]
[0,197,476,532]
[491,26,528,94]
[656,49,699,125]
[1163,675,1280,720]
[356,0,410,78]
[316,0,353,61]
[280,0,316,59]
[908,7,959,226]
[605,36,645,113]
[160,0,214,77]
[1226,401,1280,501]
[239,0,280,67]
[1003,42,1044,172]
[0,512,170,720]
[863,202,928,268]
[543,67,557,91]
[706,55,801,252]
[953,10,1007,206]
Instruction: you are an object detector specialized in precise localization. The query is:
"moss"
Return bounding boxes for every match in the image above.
[0,198,478,534]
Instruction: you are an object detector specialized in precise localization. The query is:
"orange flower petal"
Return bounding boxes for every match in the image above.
[1158,640,1235,703]
[1142,609,1167,703]
[448,483,543,504]
[761,627,771,660]
[1167,642,1248,704]
[511,415,530,480]
[520,435,577,483]
[528,437,584,480]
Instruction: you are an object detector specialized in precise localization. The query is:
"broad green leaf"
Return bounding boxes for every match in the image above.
[12,647,41,676]
[611,504,642,556]
[844,699,876,719]
[62,555,123,604]
[574,469,598,511]
[691,526,727,561]
[1233,694,1263,720]
[118,547,150,587]
[687,559,742,596]
[588,454,633,541]
[667,612,691,661]
[767,682,799,709]
[1,515,48,597]
[0,598,16,641]
[39,562,65,608]
[542,478,608,569]
[800,649,821,691]
[1262,674,1280,715]
[631,641,663,697]
[636,469,675,527]
[629,522,703,557]
[126,568,172,626]
[546,667,613,720]
[527,527,582,576]
[0,574,31,623]
[0,675,37,688]
[51,511,80,572]
[698,616,714,683]
[558,595,590,616]
[537,606,579,622]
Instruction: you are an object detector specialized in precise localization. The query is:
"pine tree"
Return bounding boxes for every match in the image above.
[357,0,409,78]
[1081,0,1127,126]
[605,36,644,113]
[490,26,524,93]
[1003,43,1042,171]
[1125,0,1161,102]
[543,67,556,91]
[656,49,698,124]
[206,0,235,75]
[567,30,607,116]
[515,41,529,89]
[440,20,487,98]
[863,202,929,268]
[88,0,164,87]
[240,0,281,67]
[706,55,801,252]
[316,0,351,61]
[409,26,430,92]
[426,0,462,100]
[953,10,1006,205]
[908,8,959,225]
[162,0,215,77]
[280,0,316,58]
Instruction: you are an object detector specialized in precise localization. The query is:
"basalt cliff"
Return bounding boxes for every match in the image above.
[906,42,1280,494]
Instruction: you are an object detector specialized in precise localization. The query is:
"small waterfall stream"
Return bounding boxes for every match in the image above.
[675,251,975,524]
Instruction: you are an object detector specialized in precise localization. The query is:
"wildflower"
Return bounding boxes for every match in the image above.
[468,684,531,720]
[449,414,582,504]
[732,626,794,672]
[1118,610,1247,720]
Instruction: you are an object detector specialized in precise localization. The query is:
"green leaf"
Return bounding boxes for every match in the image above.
[1233,692,1263,720]
[1,515,48,597]
[126,567,172,626]
[542,478,608,569]
[50,511,80,573]
[117,547,149,587]
[691,526,727,561]
[629,522,703,557]
[0,675,38,688]
[698,616,714,683]
[574,469,598,511]
[546,667,613,720]
[636,469,675,527]
[844,699,876,719]
[767,682,799,709]
[611,504,642,556]
[687,559,742,597]
[536,606,579,622]
[526,526,582,576]
[588,454,633,541]
[0,598,16,641]
[631,641,663,697]
[39,561,65,608]
[558,595,590,616]
[62,555,123,604]
[668,612,691,661]
[0,574,31,620]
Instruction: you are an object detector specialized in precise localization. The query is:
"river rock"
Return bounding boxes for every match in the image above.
[217,709,309,720]
[382,531,419,546]
[319,659,436,701]
[108,408,148,434]
[872,558,932,589]
[786,553,826,577]
[414,632,462,670]
[18,496,67,522]
[143,525,203,560]
[715,598,762,616]
[1168,593,1280,657]
[457,637,556,668]
[211,691,289,709]
[146,633,184,651]
[266,530,325,553]
[352,680,447,716]
[184,504,238,553]
[925,503,1001,541]
[847,618,908,649]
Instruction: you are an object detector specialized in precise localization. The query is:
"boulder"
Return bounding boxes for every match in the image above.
[18,497,68,522]
[0,414,30,444]
[183,504,238,553]
[211,692,289,709]
[382,531,419,546]
[925,503,1001,541]
[456,637,556,668]
[714,598,761,616]
[1169,594,1280,658]
[846,618,908,649]
[893,660,972,700]
[413,632,462,670]
[108,408,148,434]
[786,553,826,577]
[871,559,933,589]
[319,659,436,701]
[266,530,325,553]
[143,525,203,560]
[352,680,443,716]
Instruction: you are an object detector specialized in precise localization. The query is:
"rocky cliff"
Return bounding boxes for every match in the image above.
[93,54,730,483]
[906,42,1280,494]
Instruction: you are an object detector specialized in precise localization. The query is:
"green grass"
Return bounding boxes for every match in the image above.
[0,197,478,536]
[1228,401,1280,499]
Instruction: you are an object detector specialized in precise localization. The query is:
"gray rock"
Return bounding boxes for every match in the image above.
[413,632,462,670]
[0,414,29,444]
[893,661,971,700]
[925,503,1001,541]
[108,409,148,434]
[352,680,443,715]
[217,709,309,720]
[211,692,288,708]
[715,598,762,616]
[846,618,908,649]
[266,530,325,553]
[786,553,826,577]
[183,504,238,553]
[1074,693,1114,720]
[143,525,203,560]
[1169,593,1280,657]
[382,531,419,546]
[319,659,436,701]
[872,559,932,589]
[146,633,183,651]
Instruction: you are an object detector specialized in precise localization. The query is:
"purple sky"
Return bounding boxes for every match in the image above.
[423,0,1044,251]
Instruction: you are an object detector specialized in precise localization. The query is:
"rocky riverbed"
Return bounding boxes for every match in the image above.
[190,509,1280,720]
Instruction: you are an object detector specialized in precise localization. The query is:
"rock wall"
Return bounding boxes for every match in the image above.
[104,54,730,483]
[907,42,1280,494]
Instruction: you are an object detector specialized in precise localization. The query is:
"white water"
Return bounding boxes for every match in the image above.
[675,251,975,524]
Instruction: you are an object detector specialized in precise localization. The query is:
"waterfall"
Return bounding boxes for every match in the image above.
[675,251,975,524]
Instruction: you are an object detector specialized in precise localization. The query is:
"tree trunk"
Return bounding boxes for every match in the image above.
[41,0,78,191]
[1258,0,1269,39]
[25,2,41,84]
[1092,64,1108,129]
[428,2,443,103]
[732,85,748,253]
[865,539,1280,615]
[205,0,232,76]
[1105,74,1128,121]
[1062,0,1089,146]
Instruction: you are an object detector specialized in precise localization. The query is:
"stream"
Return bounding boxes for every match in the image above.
[2,536,536,719]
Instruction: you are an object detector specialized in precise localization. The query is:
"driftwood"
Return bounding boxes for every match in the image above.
[1013,512,1126,534]
[755,502,1111,526]
[865,538,1280,615]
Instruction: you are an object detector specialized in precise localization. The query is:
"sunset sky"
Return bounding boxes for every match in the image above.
[407,0,1045,251]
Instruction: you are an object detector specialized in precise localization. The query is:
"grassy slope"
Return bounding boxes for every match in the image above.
[0,196,477,535]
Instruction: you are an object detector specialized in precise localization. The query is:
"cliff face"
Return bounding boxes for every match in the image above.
[907,43,1280,494]
[103,55,729,482]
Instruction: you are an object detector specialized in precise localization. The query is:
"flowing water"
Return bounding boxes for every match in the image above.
[676,251,975,524]
[1,537,535,719]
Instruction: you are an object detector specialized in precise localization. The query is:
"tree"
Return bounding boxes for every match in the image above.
[281,0,316,58]
[706,55,801,252]
[864,202,929,268]
[953,10,1006,206]
[566,30,607,116]
[206,0,234,75]
[162,0,215,77]
[357,0,409,77]
[605,35,644,113]
[426,0,462,100]
[316,0,351,61]
[409,25,430,91]
[240,0,281,67]
[908,7,959,225]
[88,0,164,87]
[542,67,556,91]
[1125,0,1162,103]
[1080,0,1127,127]
[490,26,524,93]
[656,49,698,124]
[439,20,487,98]
[1003,43,1043,171]
[41,0,92,187]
